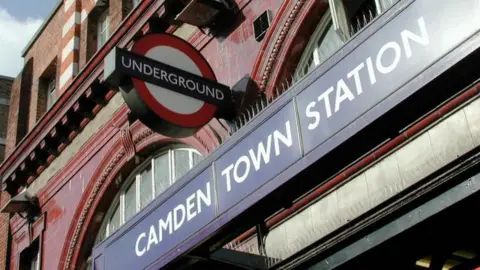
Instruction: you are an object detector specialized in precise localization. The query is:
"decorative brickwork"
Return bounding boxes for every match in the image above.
[59,0,81,92]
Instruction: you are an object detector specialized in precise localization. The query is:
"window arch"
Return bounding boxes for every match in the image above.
[294,0,398,82]
[94,146,202,245]
[82,145,202,269]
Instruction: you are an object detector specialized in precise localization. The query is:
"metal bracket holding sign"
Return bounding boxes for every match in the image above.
[104,33,234,138]
[175,0,235,28]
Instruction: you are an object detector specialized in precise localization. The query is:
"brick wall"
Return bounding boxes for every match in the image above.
[79,0,133,70]
[79,11,96,69]
[0,192,10,270]
[0,77,12,141]
[110,0,133,34]
[24,6,63,131]
[2,0,287,268]
[5,4,62,155]
[6,0,134,154]
[0,77,12,270]
[5,58,34,156]
[0,78,12,99]
[0,104,10,143]
[5,76,21,156]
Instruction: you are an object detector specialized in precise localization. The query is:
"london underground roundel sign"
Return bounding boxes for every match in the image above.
[104,33,233,138]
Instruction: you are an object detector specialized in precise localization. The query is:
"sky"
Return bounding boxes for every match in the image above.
[0,0,58,78]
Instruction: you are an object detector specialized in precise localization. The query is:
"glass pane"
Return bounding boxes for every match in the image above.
[95,225,106,244]
[192,151,203,167]
[100,32,107,46]
[124,182,137,221]
[104,20,110,38]
[108,203,121,236]
[98,11,109,48]
[139,164,153,209]
[174,150,190,181]
[154,154,170,196]
[309,22,343,72]
[379,0,398,11]
[86,258,92,270]
[31,251,39,270]
[380,0,398,10]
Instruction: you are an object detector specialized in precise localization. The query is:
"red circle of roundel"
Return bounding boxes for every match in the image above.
[131,33,217,128]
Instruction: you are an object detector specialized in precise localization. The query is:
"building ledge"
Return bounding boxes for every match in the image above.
[0,0,162,196]
[0,75,14,81]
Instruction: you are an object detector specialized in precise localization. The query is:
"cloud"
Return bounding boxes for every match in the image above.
[0,7,43,78]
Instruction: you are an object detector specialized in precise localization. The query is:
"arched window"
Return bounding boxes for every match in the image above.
[83,146,202,270]
[294,9,344,81]
[294,0,398,82]
[95,147,202,245]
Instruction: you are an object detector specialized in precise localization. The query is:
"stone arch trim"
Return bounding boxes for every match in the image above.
[250,0,328,98]
[60,123,219,269]
[61,137,127,270]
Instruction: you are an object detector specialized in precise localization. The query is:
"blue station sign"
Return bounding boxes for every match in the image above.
[215,101,302,214]
[92,0,480,269]
[103,168,215,270]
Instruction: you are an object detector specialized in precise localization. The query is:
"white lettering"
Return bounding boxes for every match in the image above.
[153,67,160,79]
[335,79,355,112]
[178,76,186,88]
[317,87,334,118]
[273,121,292,156]
[248,135,272,171]
[168,73,178,84]
[221,164,234,192]
[121,56,131,68]
[366,57,376,85]
[197,82,205,94]
[143,63,153,76]
[186,79,196,90]
[306,101,320,130]
[216,89,224,100]
[347,62,365,95]
[134,181,213,258]
[133,60,142,73]
[234,156,250,184]
[161,70,168,81]
[205,85,214,96]
[173,204,186,231]
[376,41,402,74]
[158,212,172,242]
[146,225,158,252]
[402,17,429,59]
[196,181,211,213]
[135,233,146,257]
[186,193,197,221]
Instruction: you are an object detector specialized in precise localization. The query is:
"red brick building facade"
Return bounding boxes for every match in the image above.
[0,75,12,270]
[1,0,285,268]
[1,0,480,269]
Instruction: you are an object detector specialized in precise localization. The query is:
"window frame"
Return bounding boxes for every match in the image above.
[94,146,202,245]
[46,77,56,109]
[294,9,336,81]
[133,0,141,7]
[19,239,41,270]
[294,0,398,82]
[97,9,110,49]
